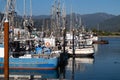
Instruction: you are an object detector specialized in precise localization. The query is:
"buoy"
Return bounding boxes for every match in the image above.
[45,42,50,47]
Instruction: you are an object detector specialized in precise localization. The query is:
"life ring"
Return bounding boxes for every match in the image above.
[45,42,50,47]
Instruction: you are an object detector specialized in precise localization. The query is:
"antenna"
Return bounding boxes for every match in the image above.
[70,5,73,32]
[0,0,16,31]
[29,0,33,27]
[62,3,66,28]
[30,0,32,19]
[23,0,26,19]
[5,0,9,20]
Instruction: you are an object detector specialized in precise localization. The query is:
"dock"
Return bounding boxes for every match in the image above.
[0,74,68,80]
[0,74,41,80]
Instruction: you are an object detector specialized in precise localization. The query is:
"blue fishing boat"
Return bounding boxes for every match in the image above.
[0,44,60,70]
[0,0,62,70]
[0,56,59,70]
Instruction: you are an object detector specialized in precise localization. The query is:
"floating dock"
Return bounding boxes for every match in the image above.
[0,74,41,80]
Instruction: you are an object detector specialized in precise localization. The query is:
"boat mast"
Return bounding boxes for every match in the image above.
[51,0,61,37]
[57,0,61,34]
[23,0,27,30]
[30,0,32,19]
[0,0,7,32]
[7,0,16,41]
[29,0,34,27]
[78,16,84,33]
[23,0,34,38]
[50,0,56,37]
[50,5,54,36]
[70,6,73,33]
[55,0,61,37]
[62,3,66,29]
[23,0,26,21]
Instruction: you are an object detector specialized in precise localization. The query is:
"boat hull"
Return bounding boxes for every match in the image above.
[68,47,94,57]
[0,44,4,57]
[0,57,59,70]
[93,40,109,44]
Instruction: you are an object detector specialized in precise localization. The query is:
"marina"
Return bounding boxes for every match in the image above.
[0,0,96,71]
[0,0,120,79]
[0,37,120,80]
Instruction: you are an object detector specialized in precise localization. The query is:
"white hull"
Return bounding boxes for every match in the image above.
[68,47,94,55]
[0,44,4,57]
[92,36,98,41]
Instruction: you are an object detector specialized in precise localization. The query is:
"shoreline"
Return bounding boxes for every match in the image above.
[98,36,120,37]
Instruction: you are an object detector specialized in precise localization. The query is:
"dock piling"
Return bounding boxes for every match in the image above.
[4,19,9,80]
[63,27,66,54]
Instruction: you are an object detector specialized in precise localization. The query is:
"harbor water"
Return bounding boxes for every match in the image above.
[66,37,120,80]
[0,37,120,80]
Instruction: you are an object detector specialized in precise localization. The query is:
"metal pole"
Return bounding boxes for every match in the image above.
[71,57,75,80]
[72,29,75,80]
[4,19,9,80]
[72,29,75,55]
[63,27,66,54]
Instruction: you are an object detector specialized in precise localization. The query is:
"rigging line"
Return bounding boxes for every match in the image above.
[30,0,32,19]
[23,0,26,19]
[15,0,22,16]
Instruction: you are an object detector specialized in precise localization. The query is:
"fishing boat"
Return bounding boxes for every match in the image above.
[0,24,60,70]
[0,0,60,70]
[93,39,109,44]
[0,37,60,70]
[0,44,4,58]
[67,45,94,57]
[66,33,94,57]
[0,43,60,70]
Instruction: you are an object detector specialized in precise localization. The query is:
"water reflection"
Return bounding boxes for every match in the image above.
[67,56,94,70]
[93,44,98,53]
[0,55,94,80]
[0,69,59,79]
[0,56,68,79]
[66,56,94,80]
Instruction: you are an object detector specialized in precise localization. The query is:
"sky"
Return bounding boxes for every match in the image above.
[0,0,120,16]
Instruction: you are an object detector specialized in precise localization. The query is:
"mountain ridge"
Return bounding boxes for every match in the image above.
[0,12,119,32]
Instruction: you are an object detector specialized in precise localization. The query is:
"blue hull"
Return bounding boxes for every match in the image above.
[0,57,59,70]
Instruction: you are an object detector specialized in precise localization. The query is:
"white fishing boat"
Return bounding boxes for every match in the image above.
[66,33,94,56]
[67,45,94,56]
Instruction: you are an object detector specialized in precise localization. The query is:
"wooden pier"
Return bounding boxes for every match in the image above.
[0,74,68,80]
[0,75,41,80]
